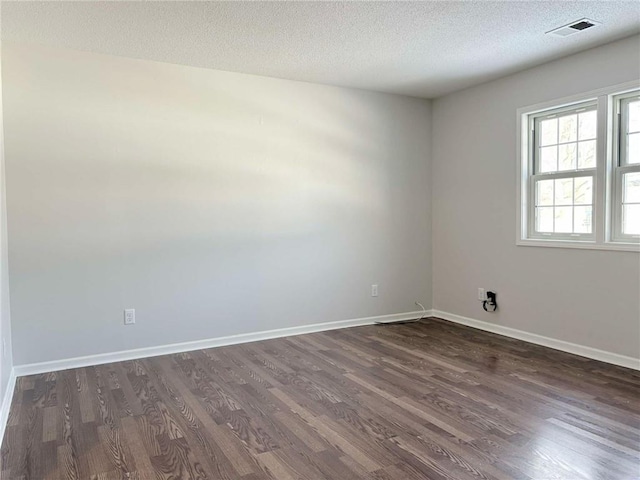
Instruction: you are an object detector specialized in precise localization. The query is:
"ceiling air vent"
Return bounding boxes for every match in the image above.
[547,18,601,37]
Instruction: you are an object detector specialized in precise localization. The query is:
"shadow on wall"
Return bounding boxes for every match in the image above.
[11,60,391,250]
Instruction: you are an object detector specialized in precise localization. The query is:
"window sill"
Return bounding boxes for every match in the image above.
[517,238,640,252]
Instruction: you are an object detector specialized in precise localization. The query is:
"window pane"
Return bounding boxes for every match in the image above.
[623,204,640,235]
[629,100,640,133]
[555,178,573,205]
[558,143,576,171]
[559,114,577,143]
[628,133,640,165]
[539,146,558,172]
[577,140,596,169]
[578,110,597,140]
[555,206,573,233]
[624,172,640,203]
[540,118,558,146]
[536,180,554,206]
[536,207,554,232]
[574,206,592,233]
[574,177,592,205]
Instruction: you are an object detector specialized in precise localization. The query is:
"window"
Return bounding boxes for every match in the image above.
[517,81,640,251]
[530,103,596,240]
[612,92,640,241]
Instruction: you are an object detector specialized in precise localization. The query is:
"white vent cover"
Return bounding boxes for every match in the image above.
[547,18,601,37]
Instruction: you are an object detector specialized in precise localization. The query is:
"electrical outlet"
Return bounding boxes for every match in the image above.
[478,288,485,301]
[124,309,136,325]
[371,284,378,297]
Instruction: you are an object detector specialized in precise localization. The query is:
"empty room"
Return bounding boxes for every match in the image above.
[0,1,638,479]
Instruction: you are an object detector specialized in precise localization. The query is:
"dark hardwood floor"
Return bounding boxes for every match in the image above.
[1,318,639,479]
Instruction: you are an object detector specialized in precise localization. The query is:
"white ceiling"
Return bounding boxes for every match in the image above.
[2,1,639,98]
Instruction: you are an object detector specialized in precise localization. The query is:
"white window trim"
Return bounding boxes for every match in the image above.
[516,80,640,252]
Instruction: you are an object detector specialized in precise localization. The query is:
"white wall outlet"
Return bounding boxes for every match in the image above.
[371,284,378,297]
[477,288,486,301]
[124,309,136,325]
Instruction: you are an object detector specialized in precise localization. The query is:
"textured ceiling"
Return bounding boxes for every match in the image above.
[2,1,639,98]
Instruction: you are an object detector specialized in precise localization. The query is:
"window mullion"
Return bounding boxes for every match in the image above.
[595,94,608,244]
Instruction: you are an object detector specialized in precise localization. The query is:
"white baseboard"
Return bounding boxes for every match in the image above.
[431,310,640,371]
[13,310,425,377]
[0,368,16,445]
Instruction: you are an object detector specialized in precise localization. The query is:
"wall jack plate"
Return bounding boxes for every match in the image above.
[124,309,136,325]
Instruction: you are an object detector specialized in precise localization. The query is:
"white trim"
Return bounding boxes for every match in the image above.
[431,310,640,371]
[0,368,16,446]
[516,238,639,252]
[13,311,425,376]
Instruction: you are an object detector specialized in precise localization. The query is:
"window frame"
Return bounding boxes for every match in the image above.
[527,101,597,242]
[611,92,640,243]
[516,80,640,252]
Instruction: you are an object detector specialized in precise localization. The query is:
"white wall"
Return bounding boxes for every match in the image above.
[0,49,13,405]
[432,35,640,359]
[2,44,432,365]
